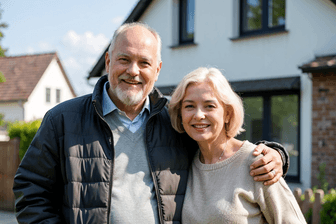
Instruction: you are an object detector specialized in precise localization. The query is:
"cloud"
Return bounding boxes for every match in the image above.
[26,47,35,54]
[111,16,124,25]
[62,30,109,55]
[63,57,82,70]
[60,30,109,96]
[39,42,54,52]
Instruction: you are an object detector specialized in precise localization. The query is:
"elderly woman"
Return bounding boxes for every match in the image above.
[169,67,306,223]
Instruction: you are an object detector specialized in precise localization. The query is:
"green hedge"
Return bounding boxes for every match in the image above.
[320,189,336,224]
[7,120,41,160]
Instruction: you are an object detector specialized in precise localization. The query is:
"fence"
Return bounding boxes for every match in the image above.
[294,188,324,224]
[0,138,20,211]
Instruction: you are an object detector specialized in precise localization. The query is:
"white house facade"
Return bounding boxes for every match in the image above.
[89,0,336,191]
[24,58,76,121]
[0,52,76,123]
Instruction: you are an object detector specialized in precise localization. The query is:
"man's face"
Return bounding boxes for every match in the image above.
[105,26,162,107]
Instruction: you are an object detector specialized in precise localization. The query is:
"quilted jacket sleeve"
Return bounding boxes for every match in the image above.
[13,110,64,224]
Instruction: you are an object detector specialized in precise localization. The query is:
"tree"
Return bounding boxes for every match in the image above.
[0,71,5,83]
[0,3,8,57]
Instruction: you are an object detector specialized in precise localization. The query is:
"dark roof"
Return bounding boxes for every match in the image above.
[0,52,76,101]
[299,55,336,73]
[157,76,301,96]
[88,0,153,79]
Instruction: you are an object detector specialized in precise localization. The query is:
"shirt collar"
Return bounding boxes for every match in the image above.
[102,81,150,117]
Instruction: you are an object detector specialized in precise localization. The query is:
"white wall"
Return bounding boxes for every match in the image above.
[137,0,336,190]
[142,0,336,86]
[0,102,24,122]
[24,58,75,121]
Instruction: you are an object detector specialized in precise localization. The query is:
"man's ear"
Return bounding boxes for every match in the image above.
[105,52,110,73]
[155,61,162,81]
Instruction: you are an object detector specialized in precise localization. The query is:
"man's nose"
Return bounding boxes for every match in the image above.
[127,62,140,76]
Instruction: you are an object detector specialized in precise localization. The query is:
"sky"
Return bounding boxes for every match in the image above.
[2,0,139,96]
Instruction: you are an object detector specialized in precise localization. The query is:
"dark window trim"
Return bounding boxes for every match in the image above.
[230,29,289,41]
[239,0,286,37]
[239,89,301,182]
[179,0,194,44]
[170,42,198,49]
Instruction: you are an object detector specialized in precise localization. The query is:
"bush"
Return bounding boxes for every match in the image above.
[7,120,41,160]
[320,189,336,224]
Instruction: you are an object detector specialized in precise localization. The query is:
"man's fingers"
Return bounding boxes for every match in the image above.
[250,153,272,170]
[252,144,268,156]
[250,161,275,177]
[263,172,282,186]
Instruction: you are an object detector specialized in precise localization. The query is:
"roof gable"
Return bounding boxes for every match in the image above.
[0,52,76,101]
[88,0,153,79]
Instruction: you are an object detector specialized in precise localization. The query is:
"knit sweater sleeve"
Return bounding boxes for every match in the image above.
[250,157,307,223]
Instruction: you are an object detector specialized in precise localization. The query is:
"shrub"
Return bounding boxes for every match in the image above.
[320,189,336,224]
[7,120,41,160]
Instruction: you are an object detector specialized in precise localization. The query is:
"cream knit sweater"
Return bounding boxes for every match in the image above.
[182,141,306,224]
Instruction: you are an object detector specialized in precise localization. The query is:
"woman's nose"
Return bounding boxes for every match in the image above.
[194,108,205,120]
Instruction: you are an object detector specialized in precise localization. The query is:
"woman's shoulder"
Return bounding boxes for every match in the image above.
[239,140,263,165]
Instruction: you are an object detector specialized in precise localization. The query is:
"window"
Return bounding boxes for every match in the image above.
[180,0,195,43]
[237,91,300,181]
[56,89,61,103]
[46,88,51,103]
[240,0,285,36]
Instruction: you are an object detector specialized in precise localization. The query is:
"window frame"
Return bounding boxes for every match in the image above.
[46,87,51,103]
[239,0,286,37]
[239,89,301,182]
[179,0,195,44]
[56,89,61,103]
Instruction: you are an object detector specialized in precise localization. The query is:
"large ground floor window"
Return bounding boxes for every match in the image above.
[237,91,300,182]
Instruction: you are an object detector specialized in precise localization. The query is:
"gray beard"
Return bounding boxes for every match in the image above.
[111,85,144,106]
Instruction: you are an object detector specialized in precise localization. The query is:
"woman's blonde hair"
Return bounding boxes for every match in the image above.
[168,67,245,138]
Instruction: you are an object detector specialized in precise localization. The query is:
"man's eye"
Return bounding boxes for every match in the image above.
[184,105,194,108]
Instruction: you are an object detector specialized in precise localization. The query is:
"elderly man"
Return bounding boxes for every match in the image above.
[13,22,288,224]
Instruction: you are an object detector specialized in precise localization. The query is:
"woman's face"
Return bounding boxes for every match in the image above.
[181,82,228,144]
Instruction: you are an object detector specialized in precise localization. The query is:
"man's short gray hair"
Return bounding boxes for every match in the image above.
[108,22,162,65]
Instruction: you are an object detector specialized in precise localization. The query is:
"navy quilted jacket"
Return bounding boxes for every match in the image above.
[13,75,197,224]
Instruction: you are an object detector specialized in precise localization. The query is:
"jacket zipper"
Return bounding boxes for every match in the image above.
[144,101,166,224]
[93,101,115,224]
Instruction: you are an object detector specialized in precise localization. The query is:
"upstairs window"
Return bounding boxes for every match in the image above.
[56,89,61,103]
[240,0,285,36]
[180,0,195,43]
[46,88,51,103]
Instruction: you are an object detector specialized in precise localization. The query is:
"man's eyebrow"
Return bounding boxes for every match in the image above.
[116,53,129,57]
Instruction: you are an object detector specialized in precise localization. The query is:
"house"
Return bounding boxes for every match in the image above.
[88,0,336,191]
[0,52,76,123]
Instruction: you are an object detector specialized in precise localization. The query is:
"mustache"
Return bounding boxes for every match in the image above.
[119,74,144,82]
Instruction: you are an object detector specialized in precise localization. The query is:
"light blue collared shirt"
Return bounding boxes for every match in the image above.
[102,81,150,133]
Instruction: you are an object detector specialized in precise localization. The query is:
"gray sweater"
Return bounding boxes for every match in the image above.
[182,141,306,224]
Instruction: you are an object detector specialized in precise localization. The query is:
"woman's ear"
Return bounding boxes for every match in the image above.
[225,105,233,124]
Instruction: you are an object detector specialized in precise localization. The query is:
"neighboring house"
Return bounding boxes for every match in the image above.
[88,0,336,191]
[0,52,76,123]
